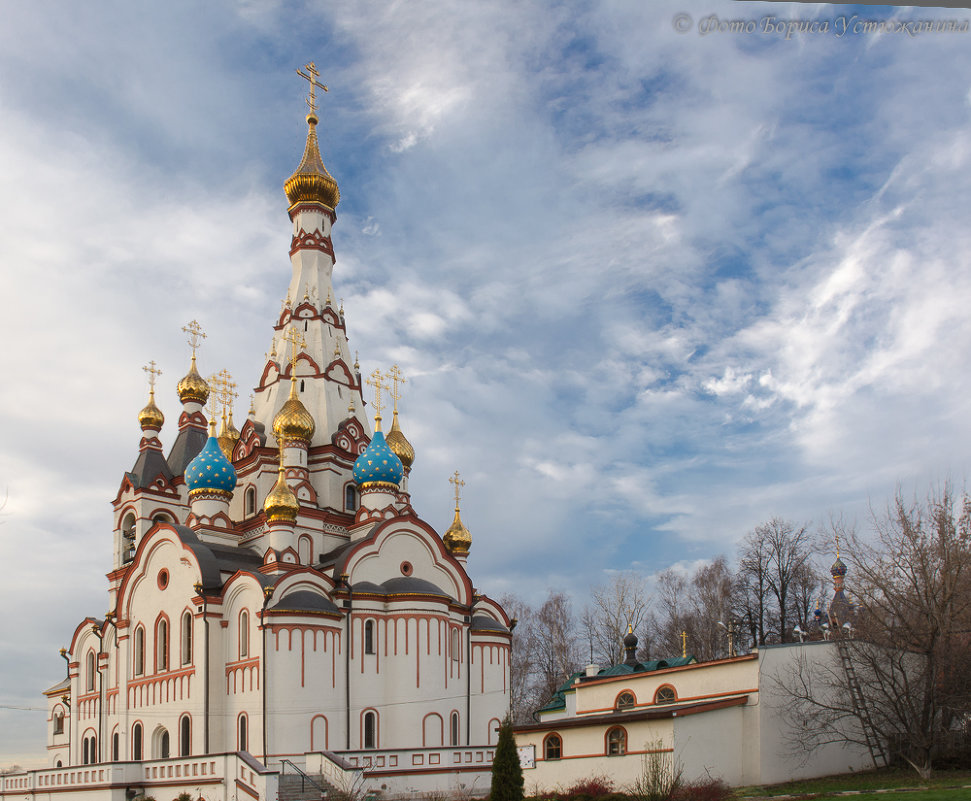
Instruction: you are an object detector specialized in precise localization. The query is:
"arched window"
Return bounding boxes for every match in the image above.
[181,611,193,665]
[606,727,626,756]
[111,731,119,762]
[655,685,677,705]
[450,711,459,746]
[363,711,377,749]
[53,710,64,735]
[298,534,312,564]
[82,733,97,764]
[616,691,635,711]
[364,620,375,655]
[300,379,305,392]
[451,628,460,662]
[133,627,145,676]
[344,484,356,511]
[240,611,249,658]
[156,618,169,671]
[86,651,96,692]
[245,487,256,516]
[158,729,170,759]
[152,513,171,526]
[238,713,248,752]
[179,714,191,757]
[132,722,143,760]
[122,513,136,562]
[544,733,562,760]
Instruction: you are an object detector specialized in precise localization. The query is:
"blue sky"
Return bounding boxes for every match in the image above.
[2,1,971,766]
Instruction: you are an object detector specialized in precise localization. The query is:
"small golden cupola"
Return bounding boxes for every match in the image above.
[285,63,340,211]
[138,361,165,430]
[385,365,415,470]
[272,380,316,444]
[442,470,472,557]
[264,447,299,523]
[177,354,210,405]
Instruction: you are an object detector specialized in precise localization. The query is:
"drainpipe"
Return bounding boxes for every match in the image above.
[260,585,274,763]
[339,574,352,750]
[193,583,210,754]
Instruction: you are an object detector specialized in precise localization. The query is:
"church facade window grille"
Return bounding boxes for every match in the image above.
[155,617,169,671]
[363,710,377,749]
[615,690,635,711]
[606,726,626,756]
[181,611,192,665]
[132,722,143,760]
[364,620,375,654]
[85,651,96,692]
[179,714,191,757]
[544,733,562,760]
[133,626,145,676]
[238,713,248,752]
[240,611,249,658]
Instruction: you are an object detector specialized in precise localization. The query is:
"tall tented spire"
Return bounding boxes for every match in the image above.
[285,63,340,211]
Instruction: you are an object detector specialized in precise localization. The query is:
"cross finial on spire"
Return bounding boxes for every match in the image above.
[143,361,162,392]
[205,373,222,429]
[281,328,307,383]
[449,470,465,511]
[681,630,688,659]
[296,62,328,117]
[367,369,389,429]
[835,532,841,560]
[182,320,206,357]
[387,365,406,413]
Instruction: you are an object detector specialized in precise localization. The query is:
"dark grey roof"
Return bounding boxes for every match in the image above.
[271,590,340,615]
[130,448,174,489]
[471,614,508,633]
[171,526,267,591]
[381,576,449,597]
[167,427,208,476]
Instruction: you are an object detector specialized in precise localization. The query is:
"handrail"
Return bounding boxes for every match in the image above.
[279,759,328,798]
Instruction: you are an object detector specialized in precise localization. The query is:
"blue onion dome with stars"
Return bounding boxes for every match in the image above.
[186,434,238,496]
[353,429,403,488]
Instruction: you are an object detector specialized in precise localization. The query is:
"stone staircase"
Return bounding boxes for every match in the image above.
[279,769,340,801]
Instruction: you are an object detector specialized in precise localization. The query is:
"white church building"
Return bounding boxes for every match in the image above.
[2,66,511,801]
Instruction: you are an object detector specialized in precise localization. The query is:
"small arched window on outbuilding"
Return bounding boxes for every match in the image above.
[544,733,562,761]
[615,691,635,711]
[606,726,626,756]
[655,685,677,705]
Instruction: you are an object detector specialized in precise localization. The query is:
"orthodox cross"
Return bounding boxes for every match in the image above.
[142,360,162,392]
[296,62,328,116]
[182,320,206,357]
[835,532,841,559]
[281,328,307,380]
[205,373,222,424]
[680,630,688,659]
[387,364,406,413]
[449,470,465,511]
[366,369,389,427]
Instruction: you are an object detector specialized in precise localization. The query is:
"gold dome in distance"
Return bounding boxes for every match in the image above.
[138,390,165,430]
[284,113,340,210]
[385,410,415,470]
[264,467,299,522]
[177,355,210,405]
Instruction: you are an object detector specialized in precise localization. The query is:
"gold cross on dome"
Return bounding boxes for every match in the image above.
[142,360,162,391]
[680,630,688,659]
[281,328,307,375]
[366,369,389,426]
[387,364,406,412]
[449,470,465,510]
[835,532,841,559]
[206,373,222,422]
[182,320,206,357]
[296,62,328,116]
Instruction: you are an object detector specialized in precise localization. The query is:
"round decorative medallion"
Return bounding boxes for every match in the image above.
[400,561,413,576]
[157,569,169,590]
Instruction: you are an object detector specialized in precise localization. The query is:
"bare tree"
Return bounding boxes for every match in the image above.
[775,486,971,778]
[584,571,650,665]
[533,591,582,705]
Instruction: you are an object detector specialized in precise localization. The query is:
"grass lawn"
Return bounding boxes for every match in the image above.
[735,767,971,798]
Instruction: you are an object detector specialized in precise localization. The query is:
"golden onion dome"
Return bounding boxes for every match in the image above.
[264,468,299,522]
[217,414,235,461]
[176,355,210,405]
[284,114,340,210]
[138,389,165,430]
[272,382,316,443]
[385,411,415,470]
[443,508,472,557]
